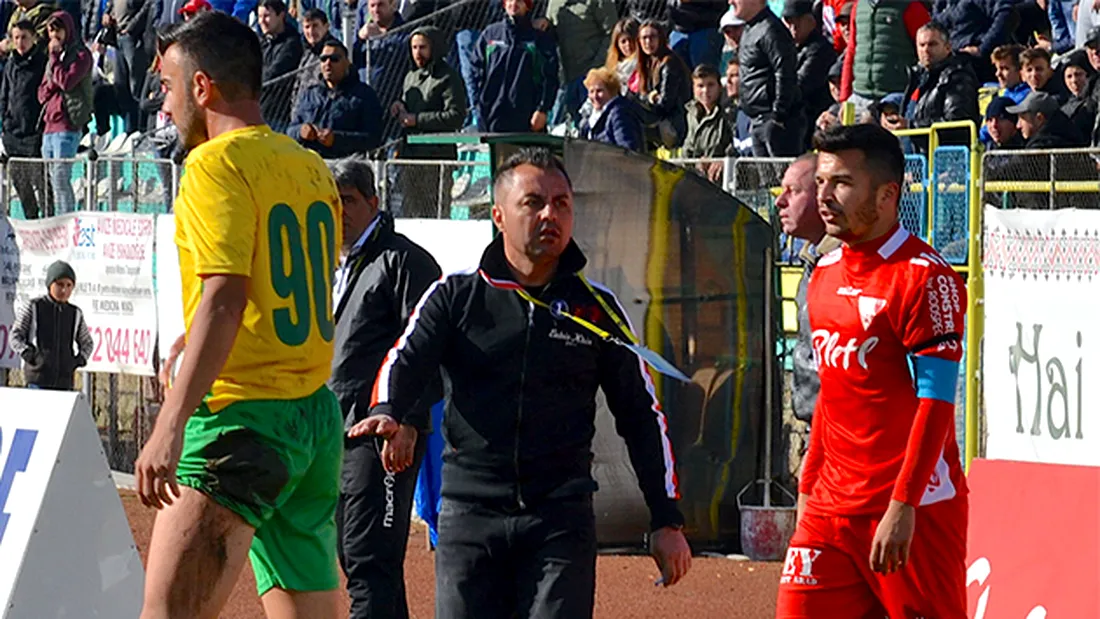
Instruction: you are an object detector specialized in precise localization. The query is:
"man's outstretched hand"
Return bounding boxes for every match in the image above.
[650,526,692,587]
[348,413,400,440]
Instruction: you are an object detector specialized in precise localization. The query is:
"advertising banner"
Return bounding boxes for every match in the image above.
[0,213,157,375]
[983,206,1100,466]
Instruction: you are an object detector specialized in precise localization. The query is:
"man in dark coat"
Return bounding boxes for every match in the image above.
[901,21,979,151]
[782,0,837,150]
[391,25,468,217]
[470,0,559,133]
[0,20,47,218]
[289,40,383,157]
[258,0,302,132]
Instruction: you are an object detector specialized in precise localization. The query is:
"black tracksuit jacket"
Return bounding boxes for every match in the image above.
[369,235,684,531]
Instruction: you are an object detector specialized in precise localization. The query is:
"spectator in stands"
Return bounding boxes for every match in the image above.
[178,0,211,19]
[579,66,644,151]
[1061,51,1097,138]
[683,64,732,182]
[606,16,639,91]
[546,0,617,127]
[991,44,1031,103]
[10,260,93,391]
[931,0,1017,82]
[631,19,690,149]
[449,0,503,129]
[391,25,467,217]
[471,0,559,133]
[258,0,302,133]
[1078,0,1100,49]
[293,8,338,106]
[1044,0,1077,54]
[621,0,667,23]
[668,0,725,70]
[984,96,1025,149]
[723,56,752,154]
[1021,47,1069,103]
[102,0,153,133]
[1008,90,1087,147]
[290,40,383,156]
[840,0,931,119]
[719,8,744,71]
[814,57,844,133]
[901,22,980,150]
[1,20,47,219]
[821,0,852,53]
[1,0,55,55]
[355,0,410,143]
[38,11,90,215]
[875,92,907,132]
[783,0,836,150]
[733,0,805,156]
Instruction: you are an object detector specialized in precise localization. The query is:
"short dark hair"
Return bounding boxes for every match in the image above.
[259,0,286,14]
[10,19,36,35]
[917,20,949,44]
[726,57,739,70]
[302,7,327,23]
[812,124,904,189]
[493,147,572,195]
[322,39,349,57]
[1020,46,1052,67]
[157,11,263,101]
[45,14,68,33]
[691,63,720,81]
[328,157,376,200]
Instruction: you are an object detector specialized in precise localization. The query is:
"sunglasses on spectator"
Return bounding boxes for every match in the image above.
[320,54,344,63]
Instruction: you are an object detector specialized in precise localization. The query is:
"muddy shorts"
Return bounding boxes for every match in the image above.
[176,385,344,595]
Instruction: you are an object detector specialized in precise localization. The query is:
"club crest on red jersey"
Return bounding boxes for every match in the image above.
[857,296,887,330]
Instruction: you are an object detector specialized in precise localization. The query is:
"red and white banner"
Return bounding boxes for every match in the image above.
[0,214,157,375]
[967,458,1100,618]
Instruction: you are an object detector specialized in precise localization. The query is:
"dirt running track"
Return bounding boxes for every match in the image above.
[123,491,782,618]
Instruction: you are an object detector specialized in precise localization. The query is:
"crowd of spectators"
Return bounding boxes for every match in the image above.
[6,0,1100,219]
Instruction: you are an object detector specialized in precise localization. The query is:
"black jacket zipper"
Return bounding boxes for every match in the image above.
[514,296,534,510]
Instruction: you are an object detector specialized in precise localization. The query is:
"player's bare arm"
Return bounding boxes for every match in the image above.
[135,274,247,509]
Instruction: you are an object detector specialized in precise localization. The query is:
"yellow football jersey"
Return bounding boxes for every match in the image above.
[175,125,342,412]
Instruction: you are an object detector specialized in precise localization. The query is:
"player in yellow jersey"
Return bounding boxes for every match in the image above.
[133,11,344,619]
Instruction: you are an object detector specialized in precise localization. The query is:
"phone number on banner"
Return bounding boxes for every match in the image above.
[90,326,154,369]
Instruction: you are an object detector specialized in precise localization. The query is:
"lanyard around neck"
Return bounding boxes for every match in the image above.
[510,273,690,383]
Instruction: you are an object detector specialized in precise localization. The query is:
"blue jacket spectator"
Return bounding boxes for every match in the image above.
[289,40,383,157]
[471,3,559,133]
[579,67,644,152]
[1048,0,1076,54]
[932,0,1016,59]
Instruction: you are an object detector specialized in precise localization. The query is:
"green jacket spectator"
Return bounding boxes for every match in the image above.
[682,99,733,158]
[547,0,617,84]
[395,25,468,161]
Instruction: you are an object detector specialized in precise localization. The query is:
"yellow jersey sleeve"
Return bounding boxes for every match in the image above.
[178,155,257,277]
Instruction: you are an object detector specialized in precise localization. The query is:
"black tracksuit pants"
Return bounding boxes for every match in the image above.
[337,435,426,619]
[434,493,598,619]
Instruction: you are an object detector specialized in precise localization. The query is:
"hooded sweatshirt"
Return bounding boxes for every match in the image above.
[470,11,560,133]
[36,10,92,134]
[399,25,468,160]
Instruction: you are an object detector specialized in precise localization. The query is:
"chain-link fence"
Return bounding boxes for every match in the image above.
[983,148,1100,211]
[380,156,493,219]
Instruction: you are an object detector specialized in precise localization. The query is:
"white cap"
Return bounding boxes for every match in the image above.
[720,8,745,29]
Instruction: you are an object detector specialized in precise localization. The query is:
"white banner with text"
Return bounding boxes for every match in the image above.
[983,206,1100,466]
[0,214,157,375]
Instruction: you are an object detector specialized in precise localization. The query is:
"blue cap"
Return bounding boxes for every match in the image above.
[985,96,1017,121]
[875,93,905,112]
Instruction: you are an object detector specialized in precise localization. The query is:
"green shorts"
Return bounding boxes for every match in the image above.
[176,385,344,596]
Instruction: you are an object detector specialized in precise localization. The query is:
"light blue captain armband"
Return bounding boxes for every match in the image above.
[914,355,960,403]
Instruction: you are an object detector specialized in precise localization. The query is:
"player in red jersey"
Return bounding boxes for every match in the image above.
[776,124,968,619]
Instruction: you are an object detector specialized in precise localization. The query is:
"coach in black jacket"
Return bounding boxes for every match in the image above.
[350,147,691,619]
[327,157,442,619]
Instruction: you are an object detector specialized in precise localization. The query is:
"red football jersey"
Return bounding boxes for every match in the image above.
[802,224,968,517]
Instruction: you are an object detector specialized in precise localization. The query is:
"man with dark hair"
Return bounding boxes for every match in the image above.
[354,0,410,143]
[471,0,560,133]
[391,25,467,217]
[731,0,805,156]
[983,96,1023,150]
[136,11,344,619]
[350,146,692,619]
[38,10,91,215]
[258,0,302,132]
[289,39,383,157]
[0,19,47,218]
[776,124,968,619]
[782,0,836,150]
[328,156,442,619]
[683,63,733,181]
[102,0,154,132]
[291,6,337,114]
